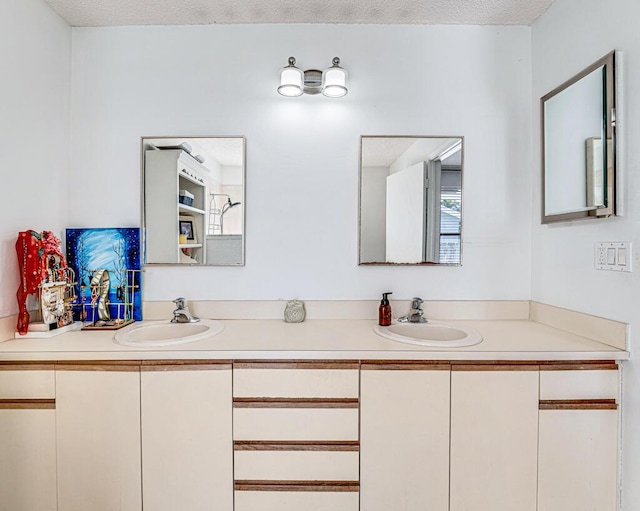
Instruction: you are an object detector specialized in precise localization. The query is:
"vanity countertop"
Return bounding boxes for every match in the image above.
[0,318,629,362]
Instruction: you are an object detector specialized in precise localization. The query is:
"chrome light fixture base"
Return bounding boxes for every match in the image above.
[302,69,323,95]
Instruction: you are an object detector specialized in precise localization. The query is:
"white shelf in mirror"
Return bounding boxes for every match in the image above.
[179,204,206,215]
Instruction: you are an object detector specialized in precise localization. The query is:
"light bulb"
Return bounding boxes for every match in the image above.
[322,57,348,98]
[278,57,303,97]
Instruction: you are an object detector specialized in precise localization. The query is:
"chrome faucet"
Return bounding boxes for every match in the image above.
[398,297,428,323]
[171,298,200,323]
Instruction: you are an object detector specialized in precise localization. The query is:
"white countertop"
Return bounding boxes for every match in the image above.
[0,319,629,361]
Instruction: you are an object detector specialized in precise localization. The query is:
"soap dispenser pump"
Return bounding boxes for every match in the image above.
[378,292,393,326]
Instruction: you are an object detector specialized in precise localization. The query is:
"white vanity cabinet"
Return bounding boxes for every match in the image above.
[449,364,540,511]
[360,361,451,511]
[0,364,57,511]
[55,363,142,511]
[0,355,621,511]
[537,363,619,511]
[232,361,360,511]
[145,149,208,264]
[140,361,233,511]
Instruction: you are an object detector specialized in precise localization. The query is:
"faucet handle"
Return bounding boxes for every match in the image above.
[173,297,186,309]
[411,297,424,307]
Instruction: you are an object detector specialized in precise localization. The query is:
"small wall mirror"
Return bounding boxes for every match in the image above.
[359,136,463,265]
[141,136,245,265]
[542,52,617,223]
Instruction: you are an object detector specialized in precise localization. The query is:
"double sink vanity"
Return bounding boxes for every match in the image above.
[0,300,628,511]
[113,314,483,350]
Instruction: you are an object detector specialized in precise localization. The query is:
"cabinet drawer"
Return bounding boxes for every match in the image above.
[0,368,55,399]
[233,366,359,398]
[234,408,359,441]
[235,450,359,481]
[540,369,618,400]
[234,490,359,511]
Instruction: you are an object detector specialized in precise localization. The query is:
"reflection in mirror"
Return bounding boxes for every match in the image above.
[359,136,463,265]
[142,136,245,265]
[542,51,616,223]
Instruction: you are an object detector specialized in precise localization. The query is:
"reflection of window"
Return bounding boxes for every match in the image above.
[440,175,461,264]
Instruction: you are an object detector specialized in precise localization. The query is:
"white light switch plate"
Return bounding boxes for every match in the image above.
[595,242,632,272]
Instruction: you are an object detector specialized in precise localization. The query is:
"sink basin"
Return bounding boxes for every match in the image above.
[373,321,482,348]
[114,319,224,347]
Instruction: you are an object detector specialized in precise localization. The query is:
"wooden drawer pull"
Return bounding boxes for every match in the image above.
[362,361,451,370]
[0,363,55,370]
[141,360,231,371]
[234,440,359,451]
[539,361,618,371]
[539,399,618,410]
[55,362,140,372]
[234,480,359,492]
[234,360,359,370]
[233,398,358,409]
[452,362,539,371]
[0,398,55,409]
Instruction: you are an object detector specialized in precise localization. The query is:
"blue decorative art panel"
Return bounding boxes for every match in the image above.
[66,228,142,324]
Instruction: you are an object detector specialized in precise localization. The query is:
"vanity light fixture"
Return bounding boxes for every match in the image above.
[277,57,348,98]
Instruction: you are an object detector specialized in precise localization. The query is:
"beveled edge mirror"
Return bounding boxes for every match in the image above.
[140,136,246,266]
[541,51,617,224]
[358,135,464,266]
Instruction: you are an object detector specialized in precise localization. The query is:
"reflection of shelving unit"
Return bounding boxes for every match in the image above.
[145,149,208,263]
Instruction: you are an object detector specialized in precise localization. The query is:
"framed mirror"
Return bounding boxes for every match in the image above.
[542,51,617,223]
[141,136,245,265]
[359,136,463,265]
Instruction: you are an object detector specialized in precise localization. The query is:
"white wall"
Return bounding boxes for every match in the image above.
[69,24,533,301]
[0,0,71,317]
[531,0,640,507]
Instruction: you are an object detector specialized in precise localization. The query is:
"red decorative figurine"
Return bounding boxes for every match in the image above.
[16,230,72,335]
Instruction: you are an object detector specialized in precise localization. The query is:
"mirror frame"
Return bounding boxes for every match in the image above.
[140,135,246,266]
[358,135,464,266]
[541,51,616,224]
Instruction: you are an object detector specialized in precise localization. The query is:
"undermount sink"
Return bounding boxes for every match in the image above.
[114,319,224,347]
[373,321,483,348]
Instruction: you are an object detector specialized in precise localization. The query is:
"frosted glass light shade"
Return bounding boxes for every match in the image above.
[322,58,348,98]
[278,58,303,97]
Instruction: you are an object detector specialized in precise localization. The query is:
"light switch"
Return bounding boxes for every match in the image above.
[618,247,627,266]
[595,242,632,272]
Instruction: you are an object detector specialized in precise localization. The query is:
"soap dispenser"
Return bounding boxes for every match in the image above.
[378,292,393,326]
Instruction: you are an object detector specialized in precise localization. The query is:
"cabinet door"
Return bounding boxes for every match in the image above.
[0,367,57,511]
[450,367,539,511]
[141,363,233,511]
[538,408,617,511]
[360,363,451,511]
[56,366,142,511]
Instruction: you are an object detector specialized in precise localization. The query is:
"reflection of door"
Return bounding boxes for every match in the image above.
[386,162,425,263]
[386,161,441,263]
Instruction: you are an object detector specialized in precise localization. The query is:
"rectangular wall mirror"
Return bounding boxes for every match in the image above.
[141,136,245,265]
[359,136,463,265]
[542,51,617,223]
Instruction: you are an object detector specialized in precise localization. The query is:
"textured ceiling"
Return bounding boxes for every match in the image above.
[43,0,556,27]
